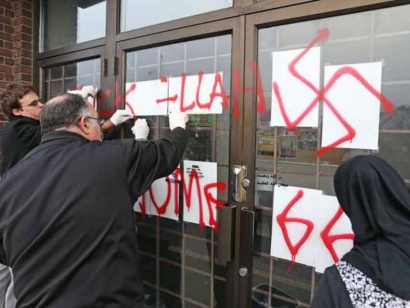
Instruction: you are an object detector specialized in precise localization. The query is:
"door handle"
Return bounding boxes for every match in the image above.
[231,165,247,202]
[216,205,236,262]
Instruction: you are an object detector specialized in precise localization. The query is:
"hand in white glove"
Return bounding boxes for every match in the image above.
[110,109,133,126]
[80,86,97,100]
[169,112,189,130]
[131,119,149,140]
[68,86,96,100]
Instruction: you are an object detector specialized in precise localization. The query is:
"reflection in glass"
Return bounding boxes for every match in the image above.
[121,0,232,32]
[42,0,106,51]
[43,59,101,101]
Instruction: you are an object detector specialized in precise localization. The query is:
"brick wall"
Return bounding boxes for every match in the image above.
[0,0,34,128]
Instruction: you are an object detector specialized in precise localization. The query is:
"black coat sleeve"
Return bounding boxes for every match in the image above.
[311,266,352,308]
[121,127,187,200]
[14,120,41,149]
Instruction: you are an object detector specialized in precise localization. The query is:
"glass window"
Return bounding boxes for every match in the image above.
[42,0,106,52]
[43,58,101,101]
[120,0,233,32]
[253,4,410,307]
[127,34,232,307]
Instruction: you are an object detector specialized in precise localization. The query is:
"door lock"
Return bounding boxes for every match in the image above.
[242,178,250,188]
[239,267,248,277]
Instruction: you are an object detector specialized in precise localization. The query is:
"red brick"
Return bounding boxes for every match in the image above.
[14,16,31,27]
[17,49,31,57]
[21,8,32,18]
[0,1,12,10]
[0,31,12,41]
[21,33,31,42]
[15,65,31,74]
[0,64,13,74]
[0,48,12,57]
[4,40,12,49]
[4,73,12,81]
[0,57,3,64]
[0,81,9,90]
[4,25,12,33]
[14,24,32,34]
[21,57,31,66]
[0,72,4,80]
[16,73,32,82]
[12,2,21,11]
[4,57,13,66]
[22,1,32,10]
[4,9,12,18]
[0,15,11,25]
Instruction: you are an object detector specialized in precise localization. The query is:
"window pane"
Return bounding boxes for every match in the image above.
[120,0,232,32]
[43,58,101,101]
[42,0,106,52]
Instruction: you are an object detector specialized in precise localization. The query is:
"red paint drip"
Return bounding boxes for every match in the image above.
[203,182,227,233]
[320,207,354,262]
[150,176,172,215]
[276,190,314,274]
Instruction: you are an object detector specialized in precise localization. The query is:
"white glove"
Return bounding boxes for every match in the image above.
[131,119,149,140]
[68,86,96,100]
[80,86,97,100]
[110,109,133,126]
[169,112,189,130]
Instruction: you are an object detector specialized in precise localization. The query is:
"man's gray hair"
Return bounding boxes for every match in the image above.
[40,93,91,135]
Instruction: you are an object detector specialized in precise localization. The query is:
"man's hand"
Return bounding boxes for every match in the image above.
[131,119,149,141]
[110,110,133,126]
[68,86,96,101]
[169,112,189,130]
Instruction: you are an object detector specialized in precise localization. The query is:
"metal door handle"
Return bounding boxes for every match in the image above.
[232,165,247,202]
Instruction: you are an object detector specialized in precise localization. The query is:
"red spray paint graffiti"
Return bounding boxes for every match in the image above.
[137,168,226,232]
[273,27,394,155]
[276,189,355,273]
[276,189,314,274]
[320,207,354,263]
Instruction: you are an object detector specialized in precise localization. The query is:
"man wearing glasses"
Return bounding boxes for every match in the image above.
[0,84,133,176]
[0,83,43,177]
[0,93,188,307]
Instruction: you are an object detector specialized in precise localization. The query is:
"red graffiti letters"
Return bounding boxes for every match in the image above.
[320,207,354,263]
[276,190,314,274]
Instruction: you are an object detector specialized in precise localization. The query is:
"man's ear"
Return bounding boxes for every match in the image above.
[12,108,23,116]
[78,116,91,135]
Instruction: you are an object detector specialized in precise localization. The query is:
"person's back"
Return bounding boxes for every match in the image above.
[0,94,188,307]
[312,155,410,308]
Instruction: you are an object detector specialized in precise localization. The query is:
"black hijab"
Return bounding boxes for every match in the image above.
[334,155,410,299]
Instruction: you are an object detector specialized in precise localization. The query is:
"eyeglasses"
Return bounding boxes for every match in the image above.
[85,116,105,126]
[22,99,43,108]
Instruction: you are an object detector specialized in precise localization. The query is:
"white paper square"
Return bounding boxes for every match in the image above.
[321,62,382,150]
[270,47,321,128]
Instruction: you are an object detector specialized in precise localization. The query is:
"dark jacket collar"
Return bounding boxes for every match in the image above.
[9,114,40,124]
[41,131,88,145]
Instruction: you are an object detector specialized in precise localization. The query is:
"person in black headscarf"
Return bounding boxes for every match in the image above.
[311,155,410,307]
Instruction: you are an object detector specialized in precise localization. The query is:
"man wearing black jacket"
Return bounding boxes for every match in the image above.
[0,83,134,176]
[0,83,43,176]
[0,93,188,307]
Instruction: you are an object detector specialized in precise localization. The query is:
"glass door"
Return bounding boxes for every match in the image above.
[116,18,245,308]
[244,2,410,308]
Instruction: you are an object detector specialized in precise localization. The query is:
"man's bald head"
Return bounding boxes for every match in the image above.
[40,93,91,135]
